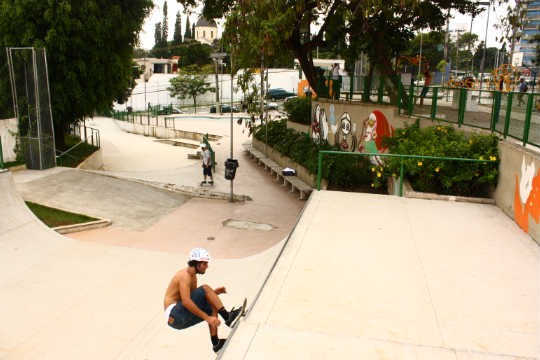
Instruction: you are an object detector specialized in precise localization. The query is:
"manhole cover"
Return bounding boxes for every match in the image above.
[223,219,274,231]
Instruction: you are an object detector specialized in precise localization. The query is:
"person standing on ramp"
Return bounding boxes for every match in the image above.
[201,144,214,185]
[163,248,244,353]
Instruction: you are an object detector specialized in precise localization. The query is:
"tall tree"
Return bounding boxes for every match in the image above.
[184,16,192,40]
[167,65,214,112]
[173,11,183,44]
[154,22,162,47]
[181,0,479,98]
[162,1,169,46]
[0,0,153,147]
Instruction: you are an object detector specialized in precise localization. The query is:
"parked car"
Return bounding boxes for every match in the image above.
[264,101,279,110]
[209,104,240,113]
[266,88,296,100]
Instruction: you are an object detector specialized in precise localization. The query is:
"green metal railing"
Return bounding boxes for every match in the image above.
[316,150,496,196]
[397,85,539,148]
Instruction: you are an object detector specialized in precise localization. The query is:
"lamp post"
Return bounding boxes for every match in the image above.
[211,52,227,114]
[478,1,491,91]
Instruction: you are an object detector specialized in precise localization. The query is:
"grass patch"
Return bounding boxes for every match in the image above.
[4,160,25,168]
[56,134,99,167]
[25,201,98,228]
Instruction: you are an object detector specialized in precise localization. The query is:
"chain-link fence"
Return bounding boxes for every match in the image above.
[6,47,56,169]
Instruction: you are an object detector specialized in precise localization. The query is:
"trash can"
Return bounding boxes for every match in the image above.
[224,158,239,180]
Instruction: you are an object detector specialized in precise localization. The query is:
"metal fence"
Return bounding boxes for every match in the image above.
[397,85,539,148]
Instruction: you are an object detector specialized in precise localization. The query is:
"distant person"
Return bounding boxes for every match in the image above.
[331,63,341,100]
[201,144,213,185]
[518,78,529,106]
[164,248,243,353]
[419,66,432,106]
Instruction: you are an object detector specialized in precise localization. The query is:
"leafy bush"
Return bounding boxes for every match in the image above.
[374,121,499,197]
[283,97,311,125]
[254,120,380,191]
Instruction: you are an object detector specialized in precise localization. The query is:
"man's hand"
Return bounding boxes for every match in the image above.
[214,286,227,295]
[206,315,221,327]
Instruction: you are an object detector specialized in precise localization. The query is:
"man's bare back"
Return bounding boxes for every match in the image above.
[163,268,196,309]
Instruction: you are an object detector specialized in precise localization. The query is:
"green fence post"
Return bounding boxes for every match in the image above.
[363,76,370,102]
[399,158,404,197]
[349,72,354,101]
[317,152,323,191]
[491,91,501,132]
[431,87,438,120]
[503,93,513,139]
[457,88,467,127]
[523,93,533,146]
[0,136,4,169]
[377,77,384,104]
[407,85,414,116]
[397,82,403,114]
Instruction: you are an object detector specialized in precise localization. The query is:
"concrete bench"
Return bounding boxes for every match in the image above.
[283,175,313,200]
[245,145,312,200]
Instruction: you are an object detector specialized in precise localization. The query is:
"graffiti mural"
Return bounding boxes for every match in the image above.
[358,110,394,165]
[334,113,357,151]
[311,104,329,144]
[514,158,540,233]
[311,105,394,162]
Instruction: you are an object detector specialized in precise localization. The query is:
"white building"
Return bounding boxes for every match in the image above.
[194,17,218,45]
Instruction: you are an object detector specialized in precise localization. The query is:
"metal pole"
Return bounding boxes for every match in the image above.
[479,2,491,92]
[215,59,220,114]
[230,50,234,202]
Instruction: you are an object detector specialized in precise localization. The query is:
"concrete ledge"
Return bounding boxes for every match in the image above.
[389,177,495,204]
[53,218,112,234]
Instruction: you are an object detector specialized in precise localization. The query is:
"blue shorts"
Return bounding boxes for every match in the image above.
[167,286,213,330]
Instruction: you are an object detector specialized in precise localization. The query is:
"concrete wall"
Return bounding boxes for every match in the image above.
[495,141,540,244]
[76,148,103,170]
[0,118,18,162]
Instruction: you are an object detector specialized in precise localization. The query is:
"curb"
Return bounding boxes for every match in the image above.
[53,218,112,234]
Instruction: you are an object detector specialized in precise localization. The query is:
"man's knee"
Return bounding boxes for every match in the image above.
[200,284,213,294]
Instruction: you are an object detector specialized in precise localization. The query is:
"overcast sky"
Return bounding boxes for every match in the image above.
[138,1,512,50]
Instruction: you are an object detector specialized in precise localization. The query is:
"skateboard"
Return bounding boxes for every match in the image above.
[200,181,214,187]
[229,298,247,328]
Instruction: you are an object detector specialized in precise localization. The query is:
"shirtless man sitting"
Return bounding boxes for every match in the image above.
[163,248,242,353]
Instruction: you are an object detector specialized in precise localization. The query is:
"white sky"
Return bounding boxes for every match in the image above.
[138,1,511,50]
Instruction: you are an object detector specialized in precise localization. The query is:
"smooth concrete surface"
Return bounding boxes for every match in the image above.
[0,170,284,359]
[223,191,539,359]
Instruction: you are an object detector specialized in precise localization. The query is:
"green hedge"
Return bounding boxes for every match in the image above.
[253,120,380,191]
[377,121,499,197]
[283,97,310,125]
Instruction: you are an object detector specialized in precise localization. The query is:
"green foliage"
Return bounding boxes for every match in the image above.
[176,41,213,67]
[374,121,499,197]
[236,69,261,113]
[56,134,99,168]
[26,201,98,228]
[0,0,153,146]
[167,65,214,111]
[253,120,379,191]
[283,97,310,125]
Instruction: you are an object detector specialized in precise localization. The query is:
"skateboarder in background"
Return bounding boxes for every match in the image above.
[201,144,213,185]
[163,248,243,353]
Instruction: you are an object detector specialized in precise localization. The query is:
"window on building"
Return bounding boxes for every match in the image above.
[211,31,214,38]
[203,30,206,38]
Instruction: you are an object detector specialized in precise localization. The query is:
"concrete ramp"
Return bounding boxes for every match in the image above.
[0,169,282,359]
[223,191,539,359]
